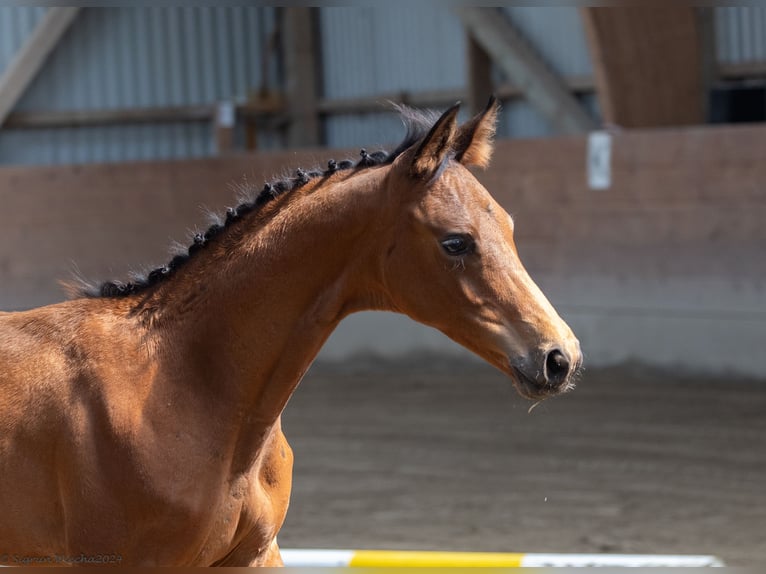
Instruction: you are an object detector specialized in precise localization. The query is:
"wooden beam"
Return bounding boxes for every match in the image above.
[467,35,494,116]
[6,105,214,129]
[314,81,595,117]
[282,7,321,147]
[582,7,705,128]
[4,98,285,130]
[0,7,81,128]
[456,6,596,134]
[317,88,466,116]
[4,78,605,132]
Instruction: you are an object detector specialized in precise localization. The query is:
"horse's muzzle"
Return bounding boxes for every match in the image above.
[510,344,582,399]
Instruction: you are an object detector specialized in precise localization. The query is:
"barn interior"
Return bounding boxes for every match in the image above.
[0,7,764,567]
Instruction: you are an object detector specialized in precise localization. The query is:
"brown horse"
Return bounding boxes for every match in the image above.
[0,99,581,566]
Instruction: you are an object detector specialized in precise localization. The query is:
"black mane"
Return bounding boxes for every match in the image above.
[84,107,435,299]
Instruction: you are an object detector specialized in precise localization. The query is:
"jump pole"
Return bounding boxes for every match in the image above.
[280,549,725,567]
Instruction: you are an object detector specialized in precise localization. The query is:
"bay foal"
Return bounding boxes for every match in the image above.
[0,99,581,566]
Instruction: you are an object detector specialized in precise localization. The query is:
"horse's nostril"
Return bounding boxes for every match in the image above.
[545,349,570,386]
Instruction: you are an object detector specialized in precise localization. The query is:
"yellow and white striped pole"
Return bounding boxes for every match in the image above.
[280,549,724,568]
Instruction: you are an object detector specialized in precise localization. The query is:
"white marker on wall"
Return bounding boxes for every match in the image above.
[217,101,235,128]
[587,131,612,191]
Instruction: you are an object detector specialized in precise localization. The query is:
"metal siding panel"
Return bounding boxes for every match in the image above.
[115,8,131,109]
[324,112,403,151]
[321,6,466,100]
[501,100,551,140]
[740,9,752,61]
[321,6,596,149]
[752,7,764,58]
[377,5,465,92]
[70,9,86,110]
[18,8,35,39]
[150,9,167,105]
[218,8,235,98]
[0,8,48,107]
[753,7,765,60]
[0,7,273,165]
[715,7,766,63]
[0,6,621,163]
[580,92,600,124]
[0,8,44,70]
[0,131,20,164]
[0,11,13,71]
[102,9,120,109]
[131,9,150,108]
[231,7,248,99]
[320,8,376,99]
[318,9,339,98]
[124,124,141,163]
[194,125,209,162]
[503,7,592,77]
[321,6,467,149]
[53,129,70,164]
[181,8,200,105]
[248,7,262,92]
[492,8,593,141]
[731,8,742,61]
[714,8,728,62]
[166,8,184,106]
[199,7,217,103]
[83,9,101,111]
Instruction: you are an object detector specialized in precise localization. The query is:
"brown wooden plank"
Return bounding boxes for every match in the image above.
[2,123,765,312]
[315,78,595,116]
[467,35,494,116]
[582,7,705,127]
[5,99,285,130]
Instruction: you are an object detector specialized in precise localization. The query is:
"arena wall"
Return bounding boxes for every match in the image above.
[1,123,763,376]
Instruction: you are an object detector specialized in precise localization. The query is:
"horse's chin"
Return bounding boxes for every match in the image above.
[508,366,575,401]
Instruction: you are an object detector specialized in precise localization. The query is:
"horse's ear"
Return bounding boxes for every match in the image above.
[454,95,500,169]
[410,103,460,179]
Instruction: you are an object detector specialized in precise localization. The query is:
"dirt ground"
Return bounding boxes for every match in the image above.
[278,355,766,567]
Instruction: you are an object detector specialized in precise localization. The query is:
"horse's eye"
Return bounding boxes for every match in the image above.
[441,234,474,256]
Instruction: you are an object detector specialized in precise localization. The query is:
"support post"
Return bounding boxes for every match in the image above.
[282,7,321,147]
[467,35,494,116]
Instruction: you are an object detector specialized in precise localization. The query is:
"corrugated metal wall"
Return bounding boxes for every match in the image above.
[0,7,47,71]
[320,6,598,148]
[0,7,279,165]
[320,6,468,150]
[2,7,766,165]
[500,7,595,138]
[715,7,766,63]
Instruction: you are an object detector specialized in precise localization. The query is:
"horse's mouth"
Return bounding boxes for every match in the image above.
[510,366,572,401]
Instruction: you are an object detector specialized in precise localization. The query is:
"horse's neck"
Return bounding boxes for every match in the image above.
[153,167,391,466]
